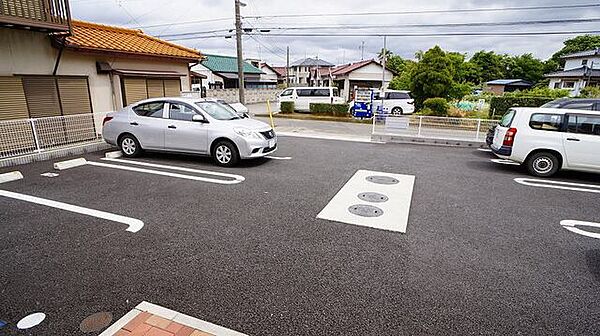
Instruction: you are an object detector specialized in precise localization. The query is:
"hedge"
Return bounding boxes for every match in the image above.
[309,103,350,117]
[280,101,294,114]
[489,96,554,117]
[423,98,450,116]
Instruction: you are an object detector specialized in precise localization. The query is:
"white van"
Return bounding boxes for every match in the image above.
[277,87,344,112]
[373,90,415,115]
[491,107,600,177]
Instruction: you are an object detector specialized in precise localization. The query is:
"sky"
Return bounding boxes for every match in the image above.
[70,0,600,66]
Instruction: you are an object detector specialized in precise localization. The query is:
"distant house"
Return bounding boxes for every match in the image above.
[545,48,600,96]
[318,59,394,101]
[484,79,533,95]
[272,66,291,84]
[289,57,335,85]
[258,63,282,85]
[192,54,273,90]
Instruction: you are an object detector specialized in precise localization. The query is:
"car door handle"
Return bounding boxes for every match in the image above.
[130,122,138,126]
[168,125,177,129]
[566,138,580,142]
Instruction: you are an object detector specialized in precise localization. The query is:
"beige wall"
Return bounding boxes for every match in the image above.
[0,27,191,114]
[484,84,505,95]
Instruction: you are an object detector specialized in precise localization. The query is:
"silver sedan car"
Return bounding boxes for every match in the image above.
[102,97,277,166]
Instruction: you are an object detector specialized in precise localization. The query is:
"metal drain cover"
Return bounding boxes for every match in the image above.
[79,312,113,333]
[366,175,399,185]
[358,192,388,203]
[348,204,384,217]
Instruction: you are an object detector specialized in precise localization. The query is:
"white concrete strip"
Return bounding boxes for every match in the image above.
[0,171,23,184]
[514,178,600,194]
[317,170,415,233]
[40,172,59,178]
[277,131,373,143]
[135,301,248,336]
[53,158,87,170]
[92,159,244,184]
[265,156,293,160]
[104,151,123,159]
[477,148,492,152]
[491,158,521,166]
[98,309,141,336]
[0,190,144,233]
[560,220,600,240]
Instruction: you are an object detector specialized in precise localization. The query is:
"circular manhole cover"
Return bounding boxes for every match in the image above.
[365,175,399,185]
[79,312,113,333]
[357,192,389,203]
[348,204,384,217]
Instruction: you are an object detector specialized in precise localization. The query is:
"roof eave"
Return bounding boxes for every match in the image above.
[62,45,201,62]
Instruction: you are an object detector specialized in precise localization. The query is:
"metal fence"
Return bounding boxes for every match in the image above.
[372,114,498,143]
[0,112,109,159]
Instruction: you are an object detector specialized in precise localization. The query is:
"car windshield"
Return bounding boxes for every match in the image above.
[195,101,240,120]
[216,100,239,114]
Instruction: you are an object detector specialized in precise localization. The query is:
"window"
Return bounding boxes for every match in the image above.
[582,59,588,66]
[296,89,312,97]
[332,88,339,97]
[169,103,199,121]
[562,81,576,89]
[553,82,561,89]
[529,114,563,131]
[313,89,330,97]
[567,114,600,135]
[499,109,516,127]
[562,102,595,110]
[386,92,411,99]
[133,102,164,118]
[195,101,239,120]
[280,89,293,96]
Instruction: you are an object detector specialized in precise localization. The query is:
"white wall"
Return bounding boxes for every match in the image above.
[191,63,224,89]
[564,56,600,70]
[260,65,278,82]
[548,78,586,96]
[347,63,394,82]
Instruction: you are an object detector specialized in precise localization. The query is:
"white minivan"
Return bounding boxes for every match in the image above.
[277,87,345,112]
[491,107,600,177]
[373,90,415,115]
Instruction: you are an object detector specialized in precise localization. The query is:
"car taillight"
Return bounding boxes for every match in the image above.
[503,127,517,146]
[102,116,113,126]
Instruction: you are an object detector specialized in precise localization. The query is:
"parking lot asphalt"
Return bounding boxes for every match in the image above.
[1,136,599,335]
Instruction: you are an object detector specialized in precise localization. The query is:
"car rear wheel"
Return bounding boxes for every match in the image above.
[526,152,560,177]
[119,134,142,158]
[392,107,403,115]
[212,140,239,167]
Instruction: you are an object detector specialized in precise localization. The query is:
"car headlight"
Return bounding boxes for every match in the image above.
[233,128,262,139]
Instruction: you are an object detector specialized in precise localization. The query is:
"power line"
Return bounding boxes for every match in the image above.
[242,3,600,19]
[133,17,232,29]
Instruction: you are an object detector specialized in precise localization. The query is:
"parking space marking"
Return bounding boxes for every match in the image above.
[265,156,292,160]
[96,158,245,183]
[317,170,415,233]
[0,190,144,233]
[560,220,600,240]
[0,171,23,184]
[491,159,521,166]
[514,178,600,194]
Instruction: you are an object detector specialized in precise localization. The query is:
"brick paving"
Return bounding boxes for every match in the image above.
[112,311,214,336]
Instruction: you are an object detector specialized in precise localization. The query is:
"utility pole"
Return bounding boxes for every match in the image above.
[286,46,290,87]
[360,41,365,60]
[234,0,245,104]
[380,36,387,115]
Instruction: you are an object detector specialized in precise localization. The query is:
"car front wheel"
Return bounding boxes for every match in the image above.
[526,152,560,177]
[212,140,240,167]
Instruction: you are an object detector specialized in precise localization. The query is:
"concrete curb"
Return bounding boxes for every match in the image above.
[372,134,485,148]
[0,141,111,168]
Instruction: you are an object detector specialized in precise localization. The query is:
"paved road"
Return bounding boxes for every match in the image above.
[258,117,373,141]
[1,137,599,335]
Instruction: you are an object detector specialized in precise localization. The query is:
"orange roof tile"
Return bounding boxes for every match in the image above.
[62,20,202,61]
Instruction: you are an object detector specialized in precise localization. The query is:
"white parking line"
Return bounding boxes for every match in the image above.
[491,159,521,166]
[89,160,244,185]
[514,178,600,194]
[0,190,144,233]
[265,156,292,160]
[560,220,600,240]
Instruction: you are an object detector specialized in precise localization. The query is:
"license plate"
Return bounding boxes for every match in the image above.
[269,139,275,148]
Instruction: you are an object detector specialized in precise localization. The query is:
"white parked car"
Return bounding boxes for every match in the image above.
[491,107,600,177]
[373,90,415,115]
[277,87,344,112]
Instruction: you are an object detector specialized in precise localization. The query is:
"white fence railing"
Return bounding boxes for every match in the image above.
[372,114,498,143]
[0,113,109,159]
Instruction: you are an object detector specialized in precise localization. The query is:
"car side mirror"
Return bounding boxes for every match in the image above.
[192,114,208,123]
[242,113,250,119]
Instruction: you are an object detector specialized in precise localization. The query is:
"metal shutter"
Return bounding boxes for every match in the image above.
[22,76,61,118]
[57,77,92,115]
[163,79,181,97]
[122,77,148,105]
[147,79,165,98]
[0,76,29,121]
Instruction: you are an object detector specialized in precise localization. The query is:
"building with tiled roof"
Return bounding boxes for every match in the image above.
[545,48,600,96]
[191,55,279,90]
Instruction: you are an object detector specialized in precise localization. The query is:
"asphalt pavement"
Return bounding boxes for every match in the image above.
[1,136,599,335]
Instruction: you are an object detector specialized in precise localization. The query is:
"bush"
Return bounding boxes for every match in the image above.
[579,86,600,98]
[423,98,450,116]
[280,101,294,114]
[504,87,570,99]
[489,96,554,117]
[309,103,350,117]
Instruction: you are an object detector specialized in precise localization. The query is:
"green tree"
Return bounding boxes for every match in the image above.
[446,52,466,82]
[551,35,600,68]
[506,54,546,84]
[449,82,473,101]
[458,62,483,84]
[389,60,416,90]
[377,48,393,63]
[469,51,507,83]
[410,46,454,108]
[386,54,406,74]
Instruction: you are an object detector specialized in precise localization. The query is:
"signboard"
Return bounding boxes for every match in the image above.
[385,116,410,133]
[353,88,374,118]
